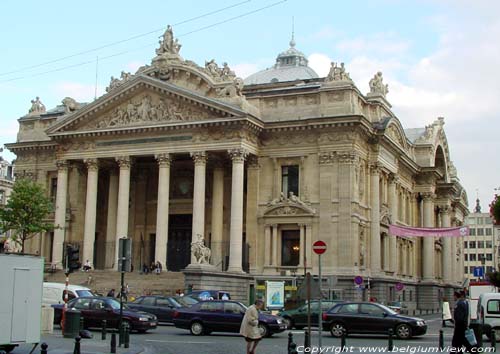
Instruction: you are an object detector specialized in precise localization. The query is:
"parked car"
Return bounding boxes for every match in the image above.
[173,300,286,337]
[386,301,406,314]
[127,296,183,323]
[278,300,343,329]
[477,292,500,339]
[188,290,231,301]
[52,296,157,332]
[322,302,427,339]
[43,282,95,306]
[173,295,199,307]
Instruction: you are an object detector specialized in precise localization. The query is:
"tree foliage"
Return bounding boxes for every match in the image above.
[486,270,500,289]
[0,178,55,253]
[490,194,500,226]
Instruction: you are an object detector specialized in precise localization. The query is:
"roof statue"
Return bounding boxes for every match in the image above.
[156,25,181,56]
[106,71,133,93]
[61,97,82,113]
[325,62,351,82]
[28,96,46,115]
[368,71,389,97]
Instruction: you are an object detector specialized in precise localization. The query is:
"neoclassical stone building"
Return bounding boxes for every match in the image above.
[6,27,468,311]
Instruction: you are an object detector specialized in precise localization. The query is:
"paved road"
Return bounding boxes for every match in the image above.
[12,314,493,354]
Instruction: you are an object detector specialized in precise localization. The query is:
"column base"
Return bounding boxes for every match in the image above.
[185,263,218,272]
[226,266,245,274]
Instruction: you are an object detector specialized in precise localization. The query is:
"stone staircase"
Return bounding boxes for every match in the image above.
[44,269,185,299]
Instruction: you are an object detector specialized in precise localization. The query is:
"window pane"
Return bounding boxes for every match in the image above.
[487,254,493,261]
[478,241,484,248]
[486,229,493,236]
[142,297,156,306]
[281,230,300,266]
[338,304,358,314]
[487,300,500,314]
[281,165,299,197]
[470,229,476,236]
[478,229,485,236]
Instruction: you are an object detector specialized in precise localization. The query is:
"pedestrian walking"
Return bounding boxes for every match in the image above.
[107,289,116,297]
[452,290,472,351]
[240,299,264,354]
[442,296,454,327]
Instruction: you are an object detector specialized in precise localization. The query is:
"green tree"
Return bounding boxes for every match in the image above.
[486,271,500,289]
[0,178,55,253]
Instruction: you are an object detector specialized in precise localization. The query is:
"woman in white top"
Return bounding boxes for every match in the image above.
[442,296,454,327]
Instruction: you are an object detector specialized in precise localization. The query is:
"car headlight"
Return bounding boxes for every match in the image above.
[416,320,426,326]
[139,317,149,321]
[276,319,282,324]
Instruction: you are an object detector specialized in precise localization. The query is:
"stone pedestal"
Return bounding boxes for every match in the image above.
[416,282,440,314]
[41,306,54,334]
[182,267,253,303]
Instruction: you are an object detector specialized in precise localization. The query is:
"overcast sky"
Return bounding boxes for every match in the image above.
[0,0,498,211]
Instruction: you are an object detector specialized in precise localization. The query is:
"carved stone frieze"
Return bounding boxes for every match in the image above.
[87,93,216,130]
[264,191,316,216]
[59,142,96,153]
[318,151,358,165]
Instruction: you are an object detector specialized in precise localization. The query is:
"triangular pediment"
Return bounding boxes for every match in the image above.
[46,75,247,135]
[263,194,316,217]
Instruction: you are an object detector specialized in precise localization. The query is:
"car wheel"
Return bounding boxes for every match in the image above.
[190,321,204,336]
[283,317,294,330]
[0,345,16,353]
[258,323,269,338]
[395,324,412,339]
[330,323,346,338]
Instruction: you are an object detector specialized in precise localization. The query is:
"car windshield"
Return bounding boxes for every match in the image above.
[107,298,128,310]
[377,303,397,314]
[176,295,199,306]
[76,290,94,297]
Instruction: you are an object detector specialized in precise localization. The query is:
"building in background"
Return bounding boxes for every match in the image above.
[5,26,469,313]
[464,198,498,281]
[0,149,15,251]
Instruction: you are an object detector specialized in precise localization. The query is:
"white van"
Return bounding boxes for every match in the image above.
[42,282,94,306]
[477,292,500,339]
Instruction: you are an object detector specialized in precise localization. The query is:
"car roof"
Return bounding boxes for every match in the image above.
[44,282,91,291]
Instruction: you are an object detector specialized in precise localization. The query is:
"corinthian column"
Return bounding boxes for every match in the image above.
[370,164,381,273]
[115,156,132,269]
[211,164,224,268]
[82,158,99,268]
[227,148,248,273]
[155,153,171,268]
[190,151,207,264]
[53,160,69,268]
[105,170,118,269]
[422,193,435,281]
[388,174,398,273]
[441,205,452,283]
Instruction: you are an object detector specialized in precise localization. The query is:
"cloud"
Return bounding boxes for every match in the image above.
[308,53,331,77]
[336,32,411,57]
[51,81,105,103]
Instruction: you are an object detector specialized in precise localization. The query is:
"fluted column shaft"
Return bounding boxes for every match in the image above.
[370,165,381,272]
[227,149,247,272]
[115,156,131,269]
[422,194,435,281]
[388,176,398,273]
[211,166,224,267]
[272,224,278,267]
[191,152,207,264]
[155,153,171,268]
[299,224,305,267]
[441,206,452,283]
[105,171,118,269]
[82,159,99,267]
[53,161,69,267]
[264,225,271,266]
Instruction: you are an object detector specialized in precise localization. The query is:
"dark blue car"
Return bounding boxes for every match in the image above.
[172,300,286,337]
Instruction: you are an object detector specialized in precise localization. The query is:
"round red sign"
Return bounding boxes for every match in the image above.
[313,240,327,255]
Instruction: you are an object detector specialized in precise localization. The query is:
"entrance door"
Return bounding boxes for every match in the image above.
[167,214,192,271]
[281,230,300,266]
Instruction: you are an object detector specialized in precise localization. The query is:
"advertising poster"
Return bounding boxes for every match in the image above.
[266,281,285,309]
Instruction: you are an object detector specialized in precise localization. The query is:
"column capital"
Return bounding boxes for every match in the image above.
[155,153,171,167]
[228,148,248,163]
[388,173,399,184]
[190,151,207,165]
[421,192,436,201]
[56,160,70,171]
[116,156,132,169]
[84,158,99,171]
[439,205,451,215]
[369,163,381,175]
[247,155,260,168]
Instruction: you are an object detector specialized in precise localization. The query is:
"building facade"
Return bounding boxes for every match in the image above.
[0,150,15,250]
[464,200,498,281]
[6,27,468,311]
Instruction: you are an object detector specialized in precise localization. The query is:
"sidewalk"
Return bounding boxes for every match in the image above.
[13,332,145,354]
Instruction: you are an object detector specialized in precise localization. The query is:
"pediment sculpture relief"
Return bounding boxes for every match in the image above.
[86,93,217,130]
[265,192,316,216]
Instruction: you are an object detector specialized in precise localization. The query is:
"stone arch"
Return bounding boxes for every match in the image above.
[434,144,449,182]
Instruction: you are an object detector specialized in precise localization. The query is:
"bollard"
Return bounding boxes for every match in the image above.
[288,332,293,353]
[79,317,84,331]
[439,329,444,350]
[41,343,48,354]
[388,329,394,352]
[341,329,347,352]
[110,333,117,354]
[304,330,311,350]
[491,329,496,350]
[119,322,124,347]
[73,336,81,354]
[124,322,130,349]
[290,342,298,354]
[101,320,107,340]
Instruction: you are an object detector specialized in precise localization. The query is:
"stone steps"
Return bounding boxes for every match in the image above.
[44,270,185,298]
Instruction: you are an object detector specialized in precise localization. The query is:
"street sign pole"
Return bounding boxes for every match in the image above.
[318,253,322,350]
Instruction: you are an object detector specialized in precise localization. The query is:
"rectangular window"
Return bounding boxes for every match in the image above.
[487,254,493,261]
[486,218,493,224]
[281,230,300,266]
[469,241,476,248]
[464,254,468,261]
[465,267,468,274]
[486,228,493,236]
[486,241,493,248]
[478,218,484,225]
[470,229,476,236]
[468,217,476,225]
[478,241,485,248]
[470,266,475,273]
[281,165,299,197]
[50,177,58,203]
[487,300,500,314]
[470,254,477,261]
[478,228,485,236]
[464,241,468,249]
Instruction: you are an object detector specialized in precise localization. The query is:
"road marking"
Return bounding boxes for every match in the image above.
[145,339,214,344]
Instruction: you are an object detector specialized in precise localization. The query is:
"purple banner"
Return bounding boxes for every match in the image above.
[389,224,469,237]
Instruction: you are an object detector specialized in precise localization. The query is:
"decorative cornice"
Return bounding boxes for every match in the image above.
[155,153,171,167]
[190,151,207,165]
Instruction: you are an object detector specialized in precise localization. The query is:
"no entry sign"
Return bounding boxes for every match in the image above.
[313,240,327,255]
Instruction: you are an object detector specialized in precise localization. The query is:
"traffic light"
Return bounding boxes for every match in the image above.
[118,237,132,272]
[65,244,80,272]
